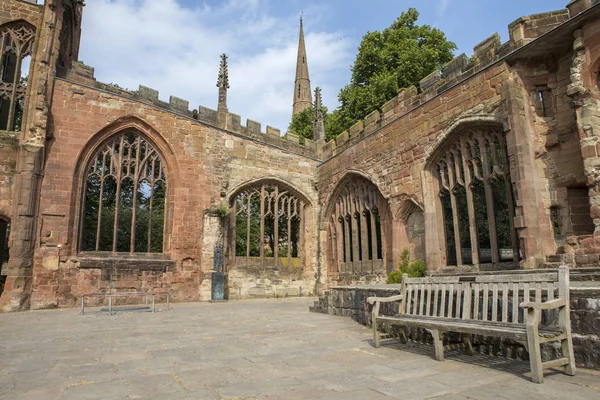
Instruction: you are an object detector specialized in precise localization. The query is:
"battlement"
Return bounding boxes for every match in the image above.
[64,63,317,158]
[321,7,575,159]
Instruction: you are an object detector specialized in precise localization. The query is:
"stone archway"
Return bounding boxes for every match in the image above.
[324,173,393,284]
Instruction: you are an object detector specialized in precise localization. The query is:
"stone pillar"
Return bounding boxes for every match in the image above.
[1,145,44,311]
[502,74,556,268]
[568,30,600,252]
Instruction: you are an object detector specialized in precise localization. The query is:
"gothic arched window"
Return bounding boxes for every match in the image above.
[434,127,519,266]
[80,131,167,253]
[327,177,390,275]
[231,182,307,268]
[0,21,35,131]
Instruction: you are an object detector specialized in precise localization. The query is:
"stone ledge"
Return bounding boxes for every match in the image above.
[76,254,176,272]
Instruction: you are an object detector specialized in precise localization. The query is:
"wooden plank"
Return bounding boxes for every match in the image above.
[492,283,498,322]
[440,283,447,319]
[547,282,554,301]
[419,284,425,316]
[448,283,454,318]
[474,273,558,283]
[462,283,472,320]
[433,284,440,317]
[502,283,509,323]
[524,283,530,303]
[406,276,461,284]
[482,283,489,321]
[455,283,463,319]
[535,283,542,303]
[512,282,519,323]
[542,358,570,369]
[425,284,432,316]
[405,284,413,315]
[473,283,480,320]
[412,285,419,315]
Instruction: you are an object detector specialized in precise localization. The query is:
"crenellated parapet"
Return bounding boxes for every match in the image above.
[63,63,318,158]
[321,7,574,159]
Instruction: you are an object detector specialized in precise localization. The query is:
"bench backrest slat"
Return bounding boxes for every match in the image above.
[398,268,566,326]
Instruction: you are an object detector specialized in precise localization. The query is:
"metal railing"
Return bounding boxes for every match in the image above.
[80,292,170,315]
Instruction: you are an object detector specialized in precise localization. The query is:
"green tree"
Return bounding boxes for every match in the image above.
[328,8,456,137]
[287,106,332,144]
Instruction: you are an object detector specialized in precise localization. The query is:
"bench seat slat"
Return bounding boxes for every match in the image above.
[375,314,563,341]
[474,273,558,283]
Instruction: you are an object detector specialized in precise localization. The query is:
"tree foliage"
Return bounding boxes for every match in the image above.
[287,106,333,144]
[327,8,456,137]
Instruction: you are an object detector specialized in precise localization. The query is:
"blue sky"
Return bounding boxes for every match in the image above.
[65,0,568,132]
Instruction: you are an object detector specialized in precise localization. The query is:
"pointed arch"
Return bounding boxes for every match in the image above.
[227,178,312,271]
[70,116,179,255]
[0,19,36,131]
[323,171,392,275]
[424,114,506,168]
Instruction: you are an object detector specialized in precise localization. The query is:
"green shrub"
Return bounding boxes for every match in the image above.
[387,249,426,283]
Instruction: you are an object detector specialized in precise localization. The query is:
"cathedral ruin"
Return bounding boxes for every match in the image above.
[0,0,599,364]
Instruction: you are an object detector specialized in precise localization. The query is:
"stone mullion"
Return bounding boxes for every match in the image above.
[274,186,279,266]
[335,203,344,272]
[446,156,463,266]
[246,195,251,261]
[369,191,378,265]
[299,201,305,266]
[460,141,480,265]
[360,208,369,269]
[260,185,265,266]
[351,202,360,273]
[94,153,107,251]
[343,197,351,272]
[479,138,500,264]
[433,170,448,266]
[111,136,125,253]
[500,138,520,262]
[6,46,23,131]
[287,197,292,265]
[231,201,237,266]
[147,165,155,253]
[129,139,141,254]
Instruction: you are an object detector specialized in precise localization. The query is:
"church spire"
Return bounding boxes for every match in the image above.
[293,12,312,116]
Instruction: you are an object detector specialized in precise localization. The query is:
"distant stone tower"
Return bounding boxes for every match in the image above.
[292,13,312,116]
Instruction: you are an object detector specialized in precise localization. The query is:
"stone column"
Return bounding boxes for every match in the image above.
[502,73,555,267]
[568,30,600,251]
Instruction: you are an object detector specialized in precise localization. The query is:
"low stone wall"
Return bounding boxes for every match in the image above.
[310,280,600,370]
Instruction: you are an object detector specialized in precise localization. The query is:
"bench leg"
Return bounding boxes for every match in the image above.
[562,332,576,376]
[526,309,544,384]
[429,329,445,362]
[373,319,381,348]
[463,334,474,356]
[397,326,408,344]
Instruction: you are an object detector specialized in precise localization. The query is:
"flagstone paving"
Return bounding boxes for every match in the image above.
[0,298,599,399]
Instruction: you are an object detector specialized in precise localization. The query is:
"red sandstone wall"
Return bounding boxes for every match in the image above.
[0,134,17,219]
[0,0,42,26]
[30,78,319,308]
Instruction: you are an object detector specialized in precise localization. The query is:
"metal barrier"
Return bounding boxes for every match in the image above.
[80,292,170,315]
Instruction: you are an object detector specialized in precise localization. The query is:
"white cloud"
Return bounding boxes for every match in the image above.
[437,0,451,17]
[78,0,353,132]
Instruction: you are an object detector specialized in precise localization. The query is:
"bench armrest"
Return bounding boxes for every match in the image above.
[519,298,566,311]
[367,295,403,305]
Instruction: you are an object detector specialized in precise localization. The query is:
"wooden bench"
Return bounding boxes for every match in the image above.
[367,266,575,383]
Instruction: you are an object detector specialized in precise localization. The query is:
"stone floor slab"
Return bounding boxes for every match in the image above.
[0,298,598,400]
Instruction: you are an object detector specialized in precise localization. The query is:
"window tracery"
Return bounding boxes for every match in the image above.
[0,21,35,131]
[80,131,167,253]
[327,177,388,274]
[232,182,306,268]
[434,127,519,266]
